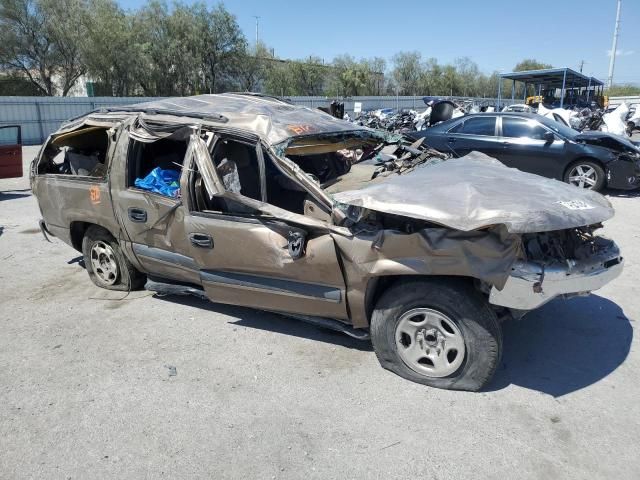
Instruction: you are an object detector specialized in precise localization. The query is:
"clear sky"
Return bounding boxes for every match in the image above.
[117,0,640,84]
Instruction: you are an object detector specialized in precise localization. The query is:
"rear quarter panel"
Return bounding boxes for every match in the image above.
[33,175,119,248]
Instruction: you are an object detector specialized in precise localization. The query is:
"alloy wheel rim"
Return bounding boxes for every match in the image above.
[395,308,465,378]
[90,241,119,285]
[568,164,597,189]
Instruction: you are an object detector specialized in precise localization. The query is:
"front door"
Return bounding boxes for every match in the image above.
[182,134,349,320]
[497,116,567,179]
[0,125,23,179]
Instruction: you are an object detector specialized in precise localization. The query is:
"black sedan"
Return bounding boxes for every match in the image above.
[410,112,640,191]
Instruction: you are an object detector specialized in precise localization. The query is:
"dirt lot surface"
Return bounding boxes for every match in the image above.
[1,146,639,479]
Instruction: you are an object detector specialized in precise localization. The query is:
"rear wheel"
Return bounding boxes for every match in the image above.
[564,160,605,191]
[370,278,502,391]
[82,225,146,291]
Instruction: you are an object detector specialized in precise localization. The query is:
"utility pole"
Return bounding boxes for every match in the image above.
[607,0,622,89]
[253,16,260,46]
[579,60,585,73]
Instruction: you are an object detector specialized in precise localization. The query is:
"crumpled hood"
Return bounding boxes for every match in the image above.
[575,131,640,153]
[333,152,614,233]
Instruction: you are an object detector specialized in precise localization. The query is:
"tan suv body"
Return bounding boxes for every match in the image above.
[31,94,623,390]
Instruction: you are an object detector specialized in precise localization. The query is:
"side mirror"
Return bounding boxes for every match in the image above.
[544,131,555,143]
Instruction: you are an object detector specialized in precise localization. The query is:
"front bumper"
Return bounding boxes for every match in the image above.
[489,245,623,311]
[607,158,640,190]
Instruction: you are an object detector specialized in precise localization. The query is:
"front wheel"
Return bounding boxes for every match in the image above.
[370,278,502,391]
[564,160,605,191]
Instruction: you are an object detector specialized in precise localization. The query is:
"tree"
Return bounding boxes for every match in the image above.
[363,57,386,95]
[0,71,41,95]
[391,51,422,95]
[264,60,295,96]
[0,0,88,96]
[513,59,552,72]
[606,84,640,96]
[200,3,246,93]
[82,0,143,96]
[289,56,326,96]
[236,41,270,92]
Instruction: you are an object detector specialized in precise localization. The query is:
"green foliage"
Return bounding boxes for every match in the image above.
[513,59,553,72]
[606,84,640,97]
[0,71,41,95]
[0,0,88,95]
[0,1,571,99]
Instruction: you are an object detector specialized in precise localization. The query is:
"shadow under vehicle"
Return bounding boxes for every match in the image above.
[31,93,624,391]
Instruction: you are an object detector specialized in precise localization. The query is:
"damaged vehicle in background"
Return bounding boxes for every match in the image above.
[410,112,640,191]
[31,94,623,391]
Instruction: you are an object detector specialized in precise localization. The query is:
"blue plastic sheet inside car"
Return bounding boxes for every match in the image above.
[134,167,181,197]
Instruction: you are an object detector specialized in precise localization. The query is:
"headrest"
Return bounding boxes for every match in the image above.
[217,141,253,168]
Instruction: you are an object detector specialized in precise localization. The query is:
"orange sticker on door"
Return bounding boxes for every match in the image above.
[89,185,101,204]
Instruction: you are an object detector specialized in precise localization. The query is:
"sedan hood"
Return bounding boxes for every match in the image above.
[574,131,640,155]
[332,152,614,233]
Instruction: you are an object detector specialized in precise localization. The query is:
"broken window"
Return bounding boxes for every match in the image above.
[39,126,110,177]
[127,137,188,192]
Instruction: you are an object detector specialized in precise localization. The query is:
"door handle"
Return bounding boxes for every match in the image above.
[447,137,457,143]
[189,233,214,249]
[128,207,147,223]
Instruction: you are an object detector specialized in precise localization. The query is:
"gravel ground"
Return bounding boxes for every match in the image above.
[1,146,639,479]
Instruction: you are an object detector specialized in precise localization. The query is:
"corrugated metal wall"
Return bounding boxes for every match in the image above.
[0,96,165,145]
[1,94,525,145]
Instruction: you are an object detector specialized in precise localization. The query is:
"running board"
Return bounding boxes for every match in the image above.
[276,312,370,340]
[144,278,370,341]
[146,277,208,300]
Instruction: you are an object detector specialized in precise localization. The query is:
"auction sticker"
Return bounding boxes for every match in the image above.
[89,185,101,205]
[556,200,594,210]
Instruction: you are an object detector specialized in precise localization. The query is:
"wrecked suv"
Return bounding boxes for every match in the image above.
[31,94,623,391]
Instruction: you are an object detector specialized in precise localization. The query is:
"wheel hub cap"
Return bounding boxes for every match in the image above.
[568,165,597,189]
[90,241,118,285]
[395,308,465,378]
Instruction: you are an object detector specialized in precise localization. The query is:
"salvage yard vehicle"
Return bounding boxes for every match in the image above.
[410,112,640,191]
[31,94,624,391]
[0,125,23,179]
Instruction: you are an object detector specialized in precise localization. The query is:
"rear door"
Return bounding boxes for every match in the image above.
[181,134,349,320]
[0,125,23,179]
[444,116,502,158]
[109,121,198,284]
[497,116,567,179]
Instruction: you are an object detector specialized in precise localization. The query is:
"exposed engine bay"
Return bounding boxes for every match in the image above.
[522,226,617,266]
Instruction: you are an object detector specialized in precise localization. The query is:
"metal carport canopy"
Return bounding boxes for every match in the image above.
[498,67,604,108]
[499,68,603,89]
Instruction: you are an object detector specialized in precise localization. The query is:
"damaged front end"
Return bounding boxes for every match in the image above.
[575,132,640,190]
[329,152,623,320]
[489,226,623,312]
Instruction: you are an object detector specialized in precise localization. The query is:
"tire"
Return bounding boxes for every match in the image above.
[82,225,146,291]
[563,160,605,191]
[370,278,502,392]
